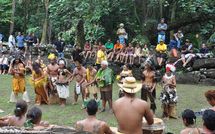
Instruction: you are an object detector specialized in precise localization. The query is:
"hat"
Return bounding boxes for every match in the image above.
[117,77,142,93]
[159,39,164,42]
[166,64,176,72]
[119,23,124,27]
[101,60,108,66]
[48,53,56,60]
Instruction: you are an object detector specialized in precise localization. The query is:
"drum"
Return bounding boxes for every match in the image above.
[142,118,165,134]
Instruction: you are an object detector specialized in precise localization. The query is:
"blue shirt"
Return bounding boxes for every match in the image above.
[16,35,25,47]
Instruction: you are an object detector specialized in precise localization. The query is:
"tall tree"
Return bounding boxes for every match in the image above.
[9,0,16,34]
[41,0,49,45]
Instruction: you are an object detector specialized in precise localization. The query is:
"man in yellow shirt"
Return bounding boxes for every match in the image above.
[156,40,167,66]
[96,45,107,69]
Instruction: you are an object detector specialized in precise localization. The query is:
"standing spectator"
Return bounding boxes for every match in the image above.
[95,61,114,112]
[105,39,114,53]
[8,32,16,53]
[117,23,127,45]
[156,40,167,66]
[16,32,25,52]
[54,37,65,58]
[157,18,167,43]
[25,33,34,55]
[95,45,107,70]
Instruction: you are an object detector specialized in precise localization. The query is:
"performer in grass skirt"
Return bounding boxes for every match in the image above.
[160,66,178,119]
[56,59,72,106]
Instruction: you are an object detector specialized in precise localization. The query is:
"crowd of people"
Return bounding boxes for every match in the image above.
[0,19,214,134]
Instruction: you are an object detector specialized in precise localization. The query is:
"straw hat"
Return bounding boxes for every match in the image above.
[117,77,142,93]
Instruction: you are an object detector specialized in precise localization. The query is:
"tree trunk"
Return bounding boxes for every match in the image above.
[9,0,16,35]
[159,0,163,19]
[41,0,49,45]
[170,1,177,38]
[76,19,85,48]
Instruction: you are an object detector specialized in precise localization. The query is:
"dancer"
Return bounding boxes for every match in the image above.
[141,62,157,113]
[9,56,30,103]
[56,59,72,106]
[47,54,59,104]
[70,60,87,105]
[160,66,178,119]
[86,64,98,100]
[31,62,49,105]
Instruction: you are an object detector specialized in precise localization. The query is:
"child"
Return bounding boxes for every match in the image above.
[24,107,49,129]
[31,62,49,105]
[56,59,72,106]
[0,100,27,127]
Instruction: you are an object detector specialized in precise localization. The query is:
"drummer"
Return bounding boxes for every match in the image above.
[113,77,154,134]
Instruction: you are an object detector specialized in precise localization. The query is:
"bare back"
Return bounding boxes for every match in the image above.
[113,96,154,134]
[180,128,202,134]
[76,118,113,134]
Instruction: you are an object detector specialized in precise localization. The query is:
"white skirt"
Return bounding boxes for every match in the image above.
[56,85,69,99]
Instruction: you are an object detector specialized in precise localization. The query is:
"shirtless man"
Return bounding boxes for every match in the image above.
[47,54,59,103]
[113,77,154,134]
[75,99,113,134]
[141,62,157,113]
[70,60,87,105]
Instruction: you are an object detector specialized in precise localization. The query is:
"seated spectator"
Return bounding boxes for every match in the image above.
[169,36,178,58]
[96,45,107,69]
[196,43,211,58]
[24,107,50,130]
[83,41,92,59]
[156,40,167,66]
[142,44,149,58]
[205,90,215,111]
[0,100,27,127]
[0,54,9,74]
[133,43,142,64]
[180,109,203,134]
[75,99,113,134]
[90,45,98,59]
[125,43,134,64]
[181,39,195,67]
[117,64,133,83]
[111,40,123,62]
[115,46,126,63]
[105,39,114,54]
[174,30,184,49]
[202,109,215,134]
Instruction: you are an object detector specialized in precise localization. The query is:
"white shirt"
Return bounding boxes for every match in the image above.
[2,57,8,65]
[8,35,15,48]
